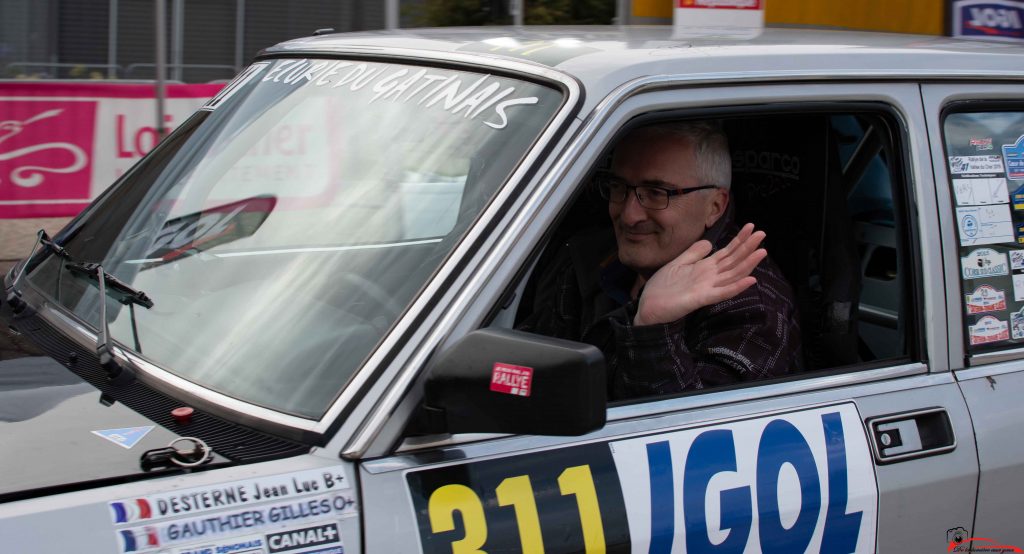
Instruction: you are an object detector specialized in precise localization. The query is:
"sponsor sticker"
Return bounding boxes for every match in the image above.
[266,523,341,553]
[610,404,876,552]
[172,535,265,554]
[949,154,1006,175]
[490,362,533,397]
[953,0,1024,41]
[1013,307,1024,339]
[1003,134,1024,180]
[971,137,995,151]
[961,248,1010,279]
[952,177,1009,205]
[1013,183,1024,210]
[110,466,351,524]
[407,404,875,553]
[969,315,1010,345]
[116,494,356,553]
[92,426,154,449]
[1013,274,1024,301]
[965,285,1007,313]
[1011,249,1024,270]
[956,204,1015,245]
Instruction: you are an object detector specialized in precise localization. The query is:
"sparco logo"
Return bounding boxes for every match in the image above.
[267,523,340,553]
[732,149,801,178]
[956,1,1024,40]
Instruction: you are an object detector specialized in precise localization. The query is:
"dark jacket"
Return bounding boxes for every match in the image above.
[518,216,802,400]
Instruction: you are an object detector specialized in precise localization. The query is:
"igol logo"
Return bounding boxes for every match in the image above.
[957,1,1024,39]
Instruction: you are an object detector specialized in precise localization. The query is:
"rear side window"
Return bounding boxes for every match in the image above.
[944,110,1024,354]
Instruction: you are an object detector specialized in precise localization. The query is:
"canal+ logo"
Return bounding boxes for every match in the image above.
[110,498,154,523]
[956,0,1024,40]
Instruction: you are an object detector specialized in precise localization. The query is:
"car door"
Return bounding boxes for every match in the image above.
[923,82,1024,549]
[355,81,978,552]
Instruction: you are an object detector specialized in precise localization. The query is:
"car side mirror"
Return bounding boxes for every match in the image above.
[418,328,606,436]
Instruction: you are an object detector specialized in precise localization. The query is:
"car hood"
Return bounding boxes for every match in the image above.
[0,356,196,499]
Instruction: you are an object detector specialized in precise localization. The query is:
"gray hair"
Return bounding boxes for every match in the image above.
[634,120,732,189]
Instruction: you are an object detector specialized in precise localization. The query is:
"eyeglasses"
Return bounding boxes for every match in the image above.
[595,172,718,210]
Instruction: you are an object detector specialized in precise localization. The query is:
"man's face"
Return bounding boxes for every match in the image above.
[609,130,728,277]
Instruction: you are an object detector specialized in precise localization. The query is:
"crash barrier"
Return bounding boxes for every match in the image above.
[0,81,223,218]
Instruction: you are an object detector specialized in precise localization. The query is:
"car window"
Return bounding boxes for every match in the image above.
[506,108,915,401]
[943,109,1024,355]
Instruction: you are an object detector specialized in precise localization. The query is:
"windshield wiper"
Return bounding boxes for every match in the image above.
[65,262,153,386]
[61,264,150,389]
[4,231,153,386]
[5,230,68,314]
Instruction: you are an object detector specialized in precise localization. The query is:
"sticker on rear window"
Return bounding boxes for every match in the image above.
[952,177,1009,206]
[969,315,1010,345]
[966,285,1007,314]
[961,248,1010,279]
[956,205,1015,245]
[950,154,1005,175]
[1002,134,1024,180]
[1012,307,1024,339]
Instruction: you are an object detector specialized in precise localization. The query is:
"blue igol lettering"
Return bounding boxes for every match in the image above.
[642,411,863,552]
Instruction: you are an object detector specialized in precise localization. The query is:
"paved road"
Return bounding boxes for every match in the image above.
[0,217,69,360]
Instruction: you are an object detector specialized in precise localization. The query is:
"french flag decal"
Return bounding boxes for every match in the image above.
[119,527,158,552]
[110,498,152,523]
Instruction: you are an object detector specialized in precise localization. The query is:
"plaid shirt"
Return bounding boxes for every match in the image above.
[519,217,802,400]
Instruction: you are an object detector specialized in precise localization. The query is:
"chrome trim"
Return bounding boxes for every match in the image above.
[968,347,1024,367]
[608,363,927,423]
[34,298,322,439]
[865,407,957,464]
[957,358,1024,379]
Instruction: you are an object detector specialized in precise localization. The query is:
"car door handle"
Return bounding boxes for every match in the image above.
[866,407,956,464]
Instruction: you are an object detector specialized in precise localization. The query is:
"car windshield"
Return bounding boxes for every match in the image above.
[22,58,563,419]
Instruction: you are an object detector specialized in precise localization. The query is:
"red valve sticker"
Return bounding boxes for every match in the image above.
[490,363,533,397]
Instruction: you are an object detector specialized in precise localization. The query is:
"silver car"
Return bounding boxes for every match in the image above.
[2,25,1023,553]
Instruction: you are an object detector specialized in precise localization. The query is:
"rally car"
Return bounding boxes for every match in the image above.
[3,22,1024,553]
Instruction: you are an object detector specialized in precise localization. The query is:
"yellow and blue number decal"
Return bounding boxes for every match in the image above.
[407,441,630,553]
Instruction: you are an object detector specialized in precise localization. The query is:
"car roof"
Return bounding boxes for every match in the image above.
[263,26,1024,106]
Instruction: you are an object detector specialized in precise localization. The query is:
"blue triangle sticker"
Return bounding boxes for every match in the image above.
[92,426,154,449]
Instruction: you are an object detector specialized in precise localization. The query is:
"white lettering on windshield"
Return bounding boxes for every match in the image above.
[261,59,540,130]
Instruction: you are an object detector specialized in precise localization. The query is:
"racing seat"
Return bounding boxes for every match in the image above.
[726,115,862,370]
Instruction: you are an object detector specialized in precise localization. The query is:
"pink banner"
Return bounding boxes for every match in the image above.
[0,82,222,218]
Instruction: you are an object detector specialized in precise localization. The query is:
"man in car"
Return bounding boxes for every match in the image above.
[520,121,802,398]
